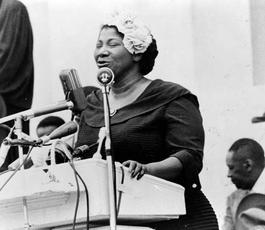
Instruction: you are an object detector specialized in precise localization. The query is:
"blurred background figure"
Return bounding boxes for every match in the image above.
[5,116,73,169]
[223,138,265,230]
[36,115,65,138]
[0,0,34,169]
[33,115,70,166]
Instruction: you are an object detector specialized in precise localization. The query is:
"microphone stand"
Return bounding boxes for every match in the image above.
[15,116,30,230]
[101,85,117,230]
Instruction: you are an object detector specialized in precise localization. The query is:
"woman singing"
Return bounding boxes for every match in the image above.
[76,11,219,230]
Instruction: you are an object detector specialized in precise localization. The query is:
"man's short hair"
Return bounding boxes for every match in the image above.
[37,116,65,129]
[229,138,264,166]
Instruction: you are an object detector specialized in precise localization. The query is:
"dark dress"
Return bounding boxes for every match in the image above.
[76,79,219,230]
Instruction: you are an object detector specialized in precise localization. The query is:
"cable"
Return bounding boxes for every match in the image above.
[117,166,125,215]
[0,146,33,192]
[0,168,14,176]
[69,161,90,230]
[69,160,80,230]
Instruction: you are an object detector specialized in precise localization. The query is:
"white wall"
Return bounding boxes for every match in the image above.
[20,0,265,227]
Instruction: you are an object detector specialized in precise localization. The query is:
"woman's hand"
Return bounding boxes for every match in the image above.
[123,157,183,181]
[122,160,147,180]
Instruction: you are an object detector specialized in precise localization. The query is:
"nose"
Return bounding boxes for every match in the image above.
[227,170,232,178]
[95,45,110,58]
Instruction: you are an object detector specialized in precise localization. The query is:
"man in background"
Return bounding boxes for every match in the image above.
[8,116,69,169]
[36,116,65,138]
[223,138,265,230]
[0,0,34,169]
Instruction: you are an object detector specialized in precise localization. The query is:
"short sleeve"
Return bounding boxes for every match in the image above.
[164,95,204,185]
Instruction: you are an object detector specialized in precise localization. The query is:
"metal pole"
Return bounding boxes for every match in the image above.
[15,117,30,230]
[102,86,117,230]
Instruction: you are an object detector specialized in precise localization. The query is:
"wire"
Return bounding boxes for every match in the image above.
[117,166,125,216]
[0,168,14,176]
[0,146,33,192]
[69,161,90,230]
[69,160,80,230]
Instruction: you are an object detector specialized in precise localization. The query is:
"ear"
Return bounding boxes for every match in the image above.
[132,53,142,62]
[243,159,253,172]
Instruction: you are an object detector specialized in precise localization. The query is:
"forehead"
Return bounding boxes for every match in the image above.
[226,150,246,166]
[226,151,235,163]
[98,27,123,40]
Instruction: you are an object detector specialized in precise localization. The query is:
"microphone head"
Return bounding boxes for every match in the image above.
[252,116,265,123]
[59,69,87,114]
[97,67,115,86]
[59,69,82,95]
[41,121,78,144]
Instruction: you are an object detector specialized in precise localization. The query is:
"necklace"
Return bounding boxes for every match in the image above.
[108,77,151,116]
[110,108,117,117]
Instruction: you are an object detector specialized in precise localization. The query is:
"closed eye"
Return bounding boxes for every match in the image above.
[96,42,102,48]
[227,165,234,170]
[108,41,121,47]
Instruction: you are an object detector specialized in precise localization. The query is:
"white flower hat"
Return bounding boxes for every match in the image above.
[102,10,153,54]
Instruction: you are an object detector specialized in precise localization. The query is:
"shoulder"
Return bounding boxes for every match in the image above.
[151,79,190,93]
[1,0,26,12]
[150,79,199,108]
[1,0,28,22]
[227,189,250,204]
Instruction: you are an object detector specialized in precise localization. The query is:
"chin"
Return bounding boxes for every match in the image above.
[232,181,243,189]
[236,184,250,190]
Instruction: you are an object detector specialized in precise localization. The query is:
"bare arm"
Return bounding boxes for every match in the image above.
[123,156,183,180]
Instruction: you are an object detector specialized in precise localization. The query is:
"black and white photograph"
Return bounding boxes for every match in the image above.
[0,0,264,229]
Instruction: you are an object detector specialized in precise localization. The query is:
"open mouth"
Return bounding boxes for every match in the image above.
[97,61,110,68]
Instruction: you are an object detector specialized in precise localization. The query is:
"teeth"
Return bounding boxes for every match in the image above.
[98,63,108,67]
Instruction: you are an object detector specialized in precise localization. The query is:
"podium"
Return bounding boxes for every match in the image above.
[0,159,185,229]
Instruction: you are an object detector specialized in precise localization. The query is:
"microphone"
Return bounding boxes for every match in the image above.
[7,122,77,169]
[59,69,87,114]
[72,142,98,157]
[37,121,78,145]
[0,68,86,124]
[5,121,78,146]
[252,114,265,123]
[73,127,106,158]
[3,138,38,147]
[0,100,74,124]
[97,67,115,87]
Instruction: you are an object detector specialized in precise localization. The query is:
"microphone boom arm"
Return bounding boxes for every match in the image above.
[0,100,74,124]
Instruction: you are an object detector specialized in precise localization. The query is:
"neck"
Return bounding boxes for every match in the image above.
[108,73,151,111]
[111,73,145,95]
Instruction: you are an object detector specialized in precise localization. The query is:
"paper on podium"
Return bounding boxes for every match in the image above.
[0,159,185,230]
[0,163,78,214]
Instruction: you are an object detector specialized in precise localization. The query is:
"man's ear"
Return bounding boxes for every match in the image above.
[243,159,253,172]
[133,53,142,62]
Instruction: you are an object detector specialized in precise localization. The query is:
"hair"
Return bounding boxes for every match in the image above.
[100,25,158,76]
[139,37,158,75]
[37,116,65,129]
[229,138,265,167]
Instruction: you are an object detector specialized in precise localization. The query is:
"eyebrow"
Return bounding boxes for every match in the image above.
[98,38,119,42]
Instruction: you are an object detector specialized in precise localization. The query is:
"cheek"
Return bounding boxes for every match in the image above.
[93,50,98,61]
[233,169,246,178]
